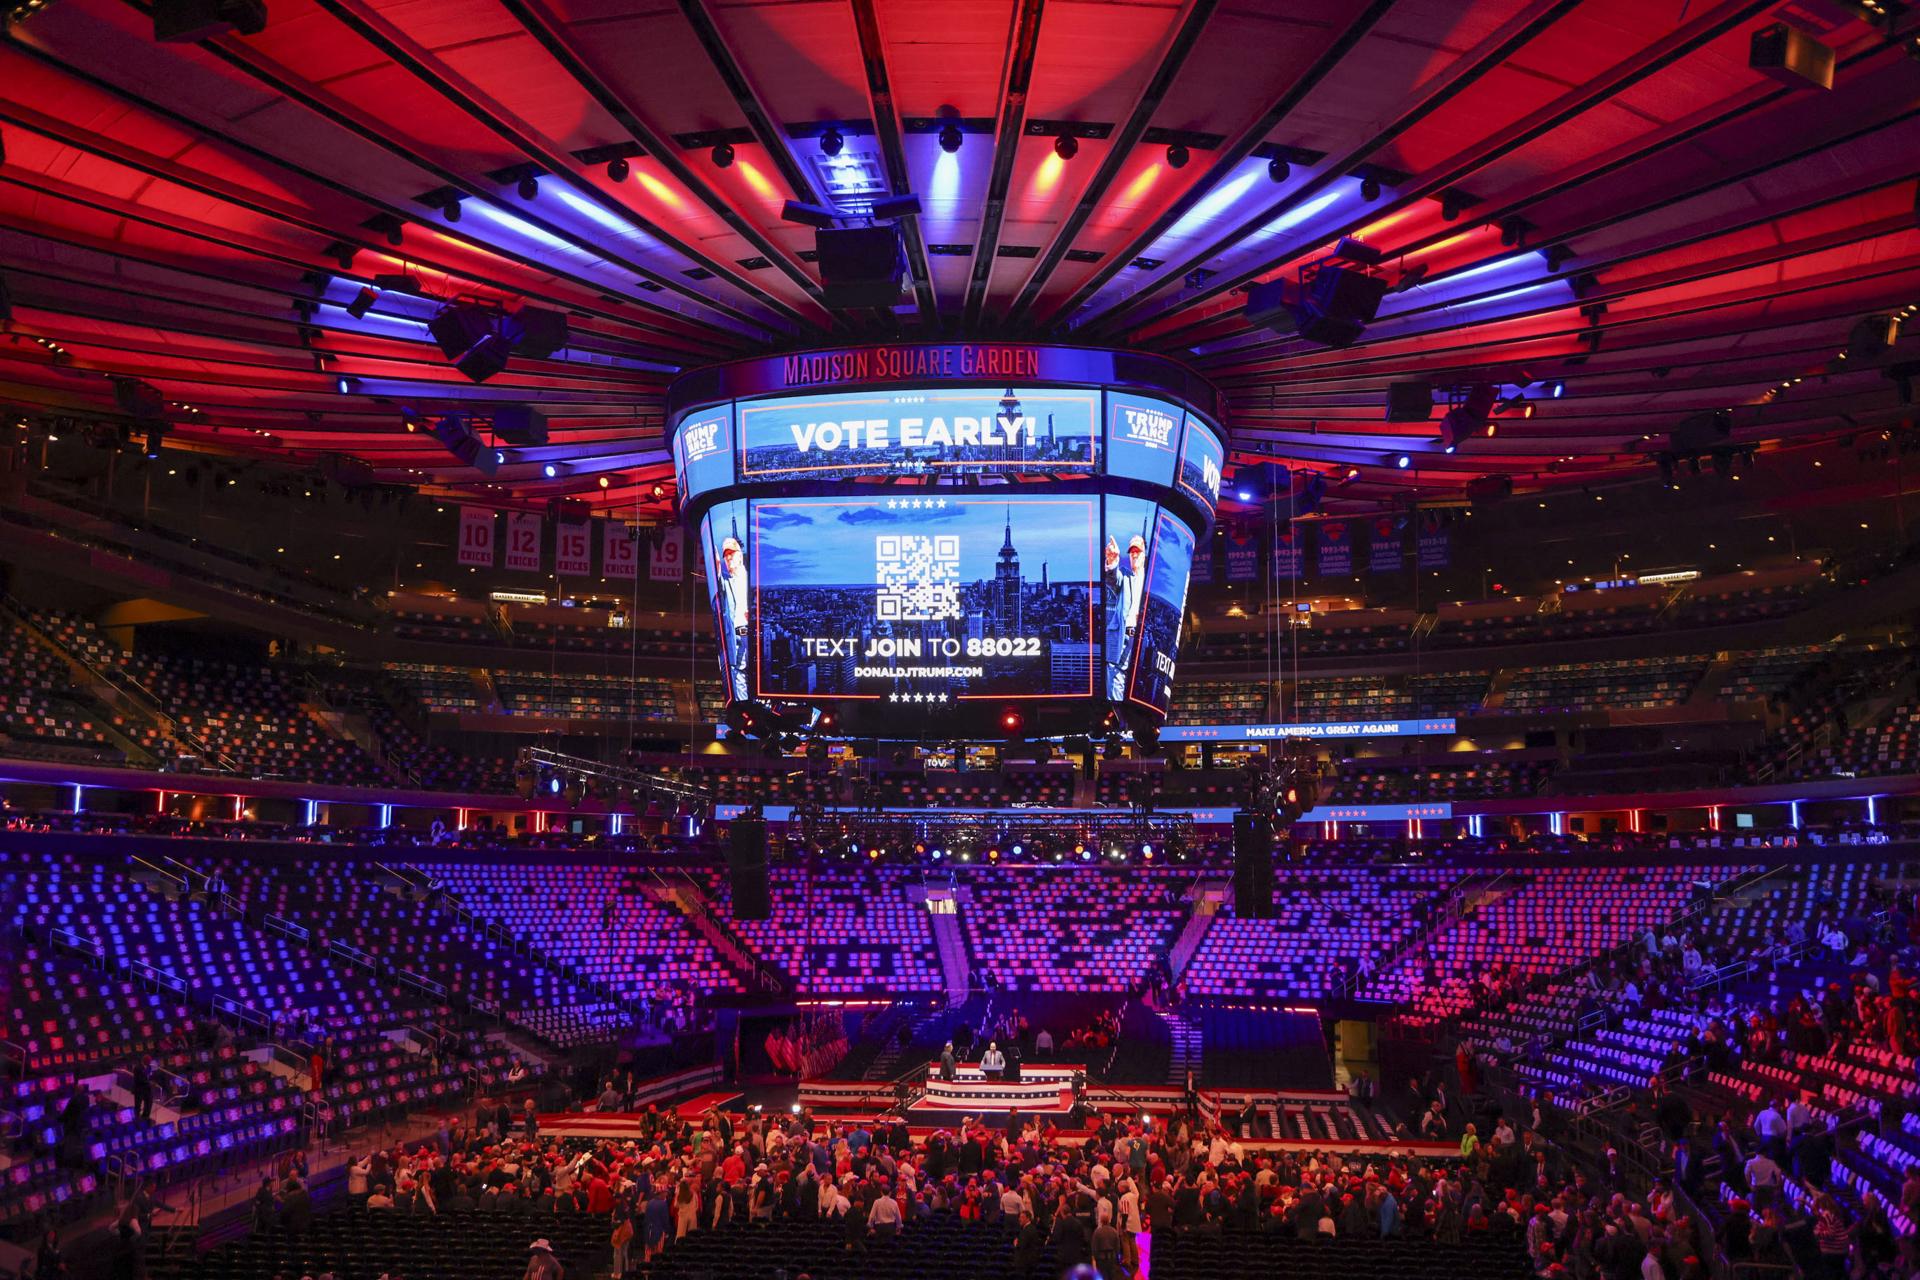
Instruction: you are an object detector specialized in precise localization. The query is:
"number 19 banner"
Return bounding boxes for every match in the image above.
[649,527,684,582]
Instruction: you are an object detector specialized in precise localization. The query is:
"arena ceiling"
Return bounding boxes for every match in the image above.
[3,0,1919,520]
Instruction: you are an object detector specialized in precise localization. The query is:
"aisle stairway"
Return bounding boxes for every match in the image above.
[1160,1010,1202,1087]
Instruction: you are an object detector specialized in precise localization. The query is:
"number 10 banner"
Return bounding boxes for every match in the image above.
[457,507,495,567]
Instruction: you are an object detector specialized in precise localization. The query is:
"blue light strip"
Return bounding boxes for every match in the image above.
[1162,717,1455,743]
[378,803,393,828]
[304,799,319,826]
[1789,800,1801,829]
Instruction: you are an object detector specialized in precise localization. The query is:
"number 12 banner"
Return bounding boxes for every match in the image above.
[505,512,543,573]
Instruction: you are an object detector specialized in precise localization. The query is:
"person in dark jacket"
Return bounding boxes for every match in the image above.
[280,1177,312,1236]
[1012,1211,1046,1274]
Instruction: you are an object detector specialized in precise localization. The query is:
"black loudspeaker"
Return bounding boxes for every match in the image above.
[816,227,904,308]
[510,308,569,360]
[1385,380,1434,422]
[1749,23,1833,91]
[1233,812,1275,919]
[727,818,770,921]
[491,405,549,446]
[152,0,267,41]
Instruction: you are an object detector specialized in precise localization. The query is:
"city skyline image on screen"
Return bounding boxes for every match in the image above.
[750,497,1096,705]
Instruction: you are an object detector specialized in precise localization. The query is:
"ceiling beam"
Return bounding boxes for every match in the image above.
[1028,0,1394,331]
[1086,0,1770,340]
[848,0,939,327]
[997,0,1219,331]
[960,0,1045,329]
[498,0,841,331]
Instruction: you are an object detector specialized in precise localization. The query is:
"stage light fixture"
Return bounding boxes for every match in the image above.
[442,199,462,223]
[335,375,358,395]
[345,287,378,318]
[819,127,844,157]
[650,483,667,500]
[1360,176,1381,200]
[607,157,630,182]
[1267,156,1289,183]
[1387,452,1411,469]
[516,174,539,199]
[1166,144,1189,169]
[938,124,964,153]
[598,475,610,489]
[1000,707,1025,735]
[781,201,840,230]
[711,142,735,168]
[143,424,168,459]
[1053,135,1079,161]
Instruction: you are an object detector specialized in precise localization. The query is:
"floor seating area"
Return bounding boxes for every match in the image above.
[154,1203,612,1280]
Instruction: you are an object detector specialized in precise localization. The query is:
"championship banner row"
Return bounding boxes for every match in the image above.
[1198,513,1453,585]
[712,802,1453,825]
[455,507,685,582]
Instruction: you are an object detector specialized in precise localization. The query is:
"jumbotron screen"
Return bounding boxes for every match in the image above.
[672,347,1221,734]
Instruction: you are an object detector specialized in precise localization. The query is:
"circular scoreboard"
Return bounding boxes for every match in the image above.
[668,343,1224,738]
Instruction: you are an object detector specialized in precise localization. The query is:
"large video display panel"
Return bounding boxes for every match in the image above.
[737,387,1099,481]
[750,496,1097,702]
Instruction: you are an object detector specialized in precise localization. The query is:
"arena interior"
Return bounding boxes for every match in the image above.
[6,2,1920,1278]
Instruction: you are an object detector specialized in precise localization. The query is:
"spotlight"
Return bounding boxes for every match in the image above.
[1387,452,1411,469]
[1000,707,1025,735]
[1544,380,1566,398]
[607,157,630,182]
[1360,176,1381,200]
[1267,156,1289,183]
[517,175,539,200]
[443,198,462,222]
[542,463,559,479]
[1053,135,1078,161]
[938,125,963,154]
[1165,144,1189,169]
[819,127,844,157]
[598,475,610,489]
[346,286,378,319]
[711,142,735,168]
[335,375,359,395]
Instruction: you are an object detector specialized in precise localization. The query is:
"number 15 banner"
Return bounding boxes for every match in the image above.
[555,521,592,576]
[602,520,638,580]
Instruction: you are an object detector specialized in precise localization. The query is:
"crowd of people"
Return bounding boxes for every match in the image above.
[211,1065,1745,1280]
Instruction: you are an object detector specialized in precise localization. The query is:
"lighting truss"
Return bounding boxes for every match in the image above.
[516,746,711,808]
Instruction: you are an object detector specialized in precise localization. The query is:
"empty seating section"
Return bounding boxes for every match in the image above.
[382,662,488,713]
[1332,757,1547,801]
[433,862,743,1000]
[1720,643,1829,701]
[711,867,944,994]
[1410,671,1491,716]
[1798,697,1920,779]
[1677,579,1816,626]
[490,669,679,720]
[956,868,1190,992]
[1172,678,1266,722]
[1290,675,1411,721]
[0,620,123,763]
[3,941,195,1073]
[199,857,597,1017]
[1360,867,1726,1026]
[4,852,431,1028]
[1498,655,1709,712]
[155,1203,613,1280]
[1184,868,1457,999]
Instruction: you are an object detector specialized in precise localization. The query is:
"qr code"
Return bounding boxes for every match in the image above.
[875,534,962,621]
